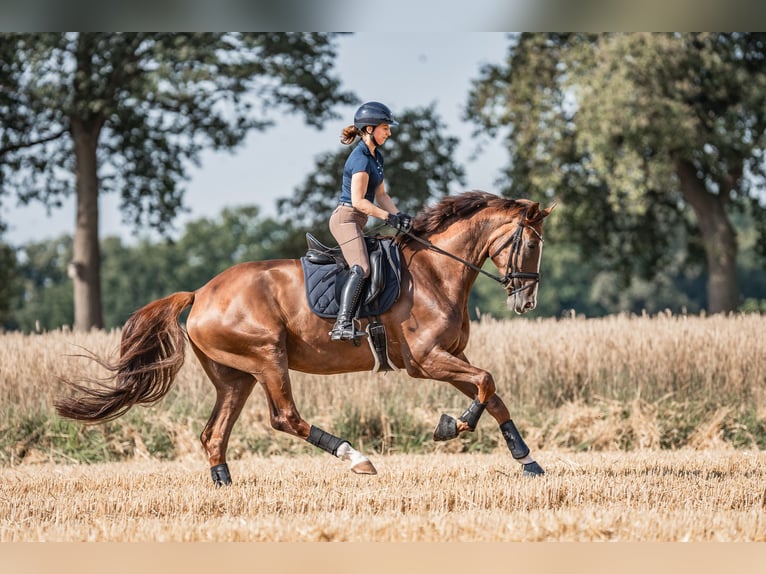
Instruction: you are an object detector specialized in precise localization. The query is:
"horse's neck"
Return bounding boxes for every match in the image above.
[407,215,497,289]
[433,215,497,265]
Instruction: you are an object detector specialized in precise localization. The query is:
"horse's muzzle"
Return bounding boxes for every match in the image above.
[508,291,537,314]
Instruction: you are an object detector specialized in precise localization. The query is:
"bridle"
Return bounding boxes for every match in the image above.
[399,208,543,297]
[489,209,544,296]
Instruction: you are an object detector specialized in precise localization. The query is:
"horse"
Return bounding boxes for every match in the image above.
[55,191,555,485]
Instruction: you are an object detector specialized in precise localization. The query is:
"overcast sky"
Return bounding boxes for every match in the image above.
[2,33,512,245]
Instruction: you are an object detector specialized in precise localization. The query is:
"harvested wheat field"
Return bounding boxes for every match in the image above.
[2,314,765,547]
[1,449,764,542]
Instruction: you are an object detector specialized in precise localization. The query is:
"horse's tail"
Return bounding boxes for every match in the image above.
[55,291,195,423]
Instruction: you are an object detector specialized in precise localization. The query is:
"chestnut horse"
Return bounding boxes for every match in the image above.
[56,191,555,485]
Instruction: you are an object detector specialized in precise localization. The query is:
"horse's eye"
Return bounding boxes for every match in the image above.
[526,241,538,250]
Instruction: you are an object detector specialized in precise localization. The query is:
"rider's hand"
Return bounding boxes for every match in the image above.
[386,212,413,233]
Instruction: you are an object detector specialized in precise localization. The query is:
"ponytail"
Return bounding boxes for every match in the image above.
[340,125,362,145]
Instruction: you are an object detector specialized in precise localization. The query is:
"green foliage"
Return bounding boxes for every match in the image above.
[0,33,354,329]
[0,32,354,230]
[4,205,299,331]
[100,237,177,328]
[3,201,765,332]
[0,410,114,465]
[0,230,19,327]
[333,403,435,455]
[740,298,766,313]
[10,236,74,332]
[465,33,766,313]
[100,205,301,326]
[100,206,299,327]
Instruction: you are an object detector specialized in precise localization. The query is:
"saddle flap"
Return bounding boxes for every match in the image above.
[301,238,402,319]
[365,245,384,304]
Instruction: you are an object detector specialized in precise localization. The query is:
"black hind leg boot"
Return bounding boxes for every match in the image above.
[330,265,367,341]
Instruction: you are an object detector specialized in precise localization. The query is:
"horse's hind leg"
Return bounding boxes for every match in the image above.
[192,346,257,486]
[256,355,377,475]
[444,373,544,477]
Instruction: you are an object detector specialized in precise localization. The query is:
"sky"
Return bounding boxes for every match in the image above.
[2,33,512,246]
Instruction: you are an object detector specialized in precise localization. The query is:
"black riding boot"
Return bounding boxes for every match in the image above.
[330,265,367,341]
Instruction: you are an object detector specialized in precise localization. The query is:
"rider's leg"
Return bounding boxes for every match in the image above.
[330,265,367,340]
[329,206,370,341]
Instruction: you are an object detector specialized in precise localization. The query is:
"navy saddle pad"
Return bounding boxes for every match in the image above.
[300,236,402,319]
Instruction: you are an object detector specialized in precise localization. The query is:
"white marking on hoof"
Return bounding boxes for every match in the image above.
[336,442,377,475]
[351,460,378,475]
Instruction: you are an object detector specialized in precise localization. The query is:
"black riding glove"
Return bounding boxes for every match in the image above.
[386,212,413,233]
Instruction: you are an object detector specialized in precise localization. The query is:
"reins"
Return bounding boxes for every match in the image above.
[400,229,508,285]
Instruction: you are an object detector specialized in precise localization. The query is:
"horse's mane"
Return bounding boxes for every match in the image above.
[398,191,521,245]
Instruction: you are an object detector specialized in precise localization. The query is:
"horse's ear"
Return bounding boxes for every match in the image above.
[540,201,558,219]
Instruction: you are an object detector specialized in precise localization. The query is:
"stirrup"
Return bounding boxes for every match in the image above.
[329,320,367,342]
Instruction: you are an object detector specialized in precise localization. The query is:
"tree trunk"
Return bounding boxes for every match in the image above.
[676,160,739,314]
[71,118,103,331]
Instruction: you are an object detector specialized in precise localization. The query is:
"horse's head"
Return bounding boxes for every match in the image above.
[487,199,556,314]
[400,191,556,314]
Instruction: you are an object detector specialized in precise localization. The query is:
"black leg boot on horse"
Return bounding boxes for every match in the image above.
[330,264,368,342]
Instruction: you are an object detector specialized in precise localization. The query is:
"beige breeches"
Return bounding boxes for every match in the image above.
[329,205,370,277]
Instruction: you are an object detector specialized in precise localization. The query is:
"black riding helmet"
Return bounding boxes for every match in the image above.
[354,101,399,129]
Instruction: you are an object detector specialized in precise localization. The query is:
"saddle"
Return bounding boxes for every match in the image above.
[301,233,402,372]
[301,233,401,319]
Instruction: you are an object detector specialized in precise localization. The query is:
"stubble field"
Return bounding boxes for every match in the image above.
[1,313,765,541]
[1,449,765,542]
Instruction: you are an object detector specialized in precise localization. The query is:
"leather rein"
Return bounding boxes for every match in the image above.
[399,208,543,297]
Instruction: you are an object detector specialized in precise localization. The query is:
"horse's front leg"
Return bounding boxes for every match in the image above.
[412,347,495,434]
[420,350,544,477]
[445,377,544,477]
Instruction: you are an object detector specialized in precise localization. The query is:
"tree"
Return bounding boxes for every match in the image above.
[466,33,766,313]
[166,205,299,288]
[11,205,301,330]
[10,236,74,332]
[0,32,354,330]
[277,104,466,245]
[100,205,301,328]
[0,231,19,329]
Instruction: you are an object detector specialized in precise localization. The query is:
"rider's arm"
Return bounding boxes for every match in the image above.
[350,173,390,220]
[373,184,399,216]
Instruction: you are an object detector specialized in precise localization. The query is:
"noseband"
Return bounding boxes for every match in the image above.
[398,208,543,297]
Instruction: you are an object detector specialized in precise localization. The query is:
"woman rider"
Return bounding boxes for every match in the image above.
[328,101,412,341]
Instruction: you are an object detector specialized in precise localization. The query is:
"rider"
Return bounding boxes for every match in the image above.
[328,101,413,341]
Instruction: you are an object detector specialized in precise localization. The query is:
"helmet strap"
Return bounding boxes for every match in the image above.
[365,126,381,149]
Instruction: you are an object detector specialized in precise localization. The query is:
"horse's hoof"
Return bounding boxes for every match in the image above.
[433,414,459,441]
[211,463,232,486]
[351,460,378,475]
[522,461,545,477]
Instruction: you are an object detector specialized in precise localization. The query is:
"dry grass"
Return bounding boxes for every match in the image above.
[1,450,764,542]
[1,313,766,466]
[2,314,765,542]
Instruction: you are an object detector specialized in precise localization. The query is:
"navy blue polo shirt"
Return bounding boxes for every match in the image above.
[339,141,384,204]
